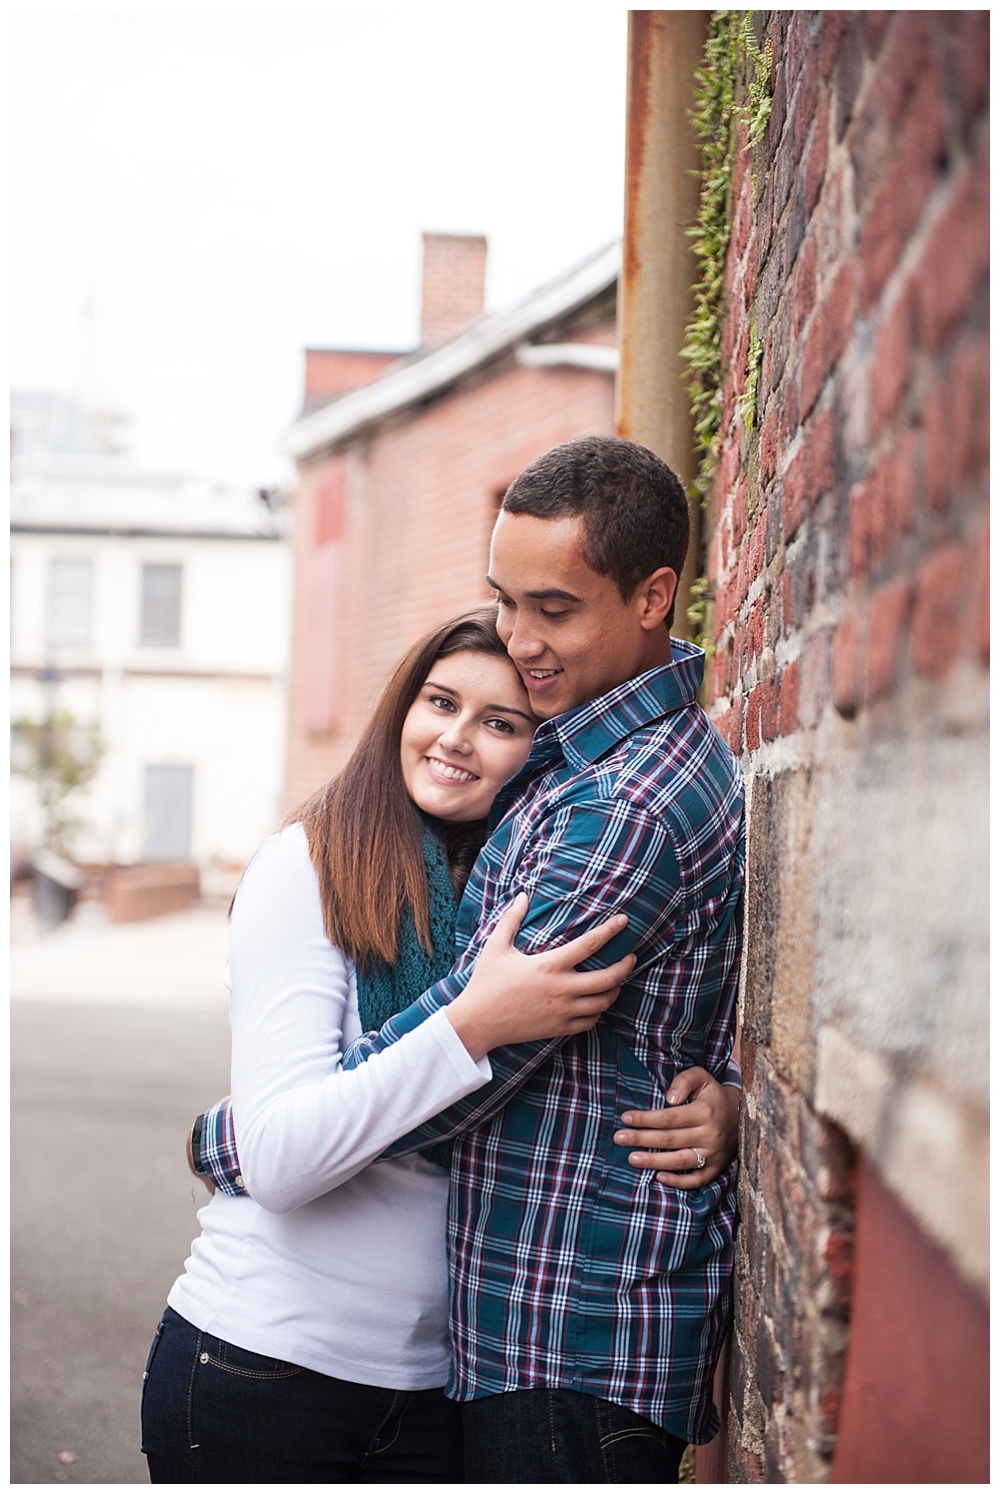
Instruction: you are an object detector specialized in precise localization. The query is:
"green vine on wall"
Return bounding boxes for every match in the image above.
[681,10,773,642]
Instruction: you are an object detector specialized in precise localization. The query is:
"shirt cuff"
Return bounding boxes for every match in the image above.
[425,1006,493,1085]
[721,1056,744,1090]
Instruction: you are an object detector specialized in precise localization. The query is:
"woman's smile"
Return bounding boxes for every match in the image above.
[424,754,480,785]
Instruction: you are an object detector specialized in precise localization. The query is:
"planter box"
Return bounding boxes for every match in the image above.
[106,863,200,923]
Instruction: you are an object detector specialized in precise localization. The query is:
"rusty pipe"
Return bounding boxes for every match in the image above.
[617,10,708,639]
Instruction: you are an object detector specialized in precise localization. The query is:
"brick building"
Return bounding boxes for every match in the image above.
[620,11,987,1483]
[281,233,619,807]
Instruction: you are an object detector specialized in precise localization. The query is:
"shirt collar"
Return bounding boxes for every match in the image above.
[525,637,705,774]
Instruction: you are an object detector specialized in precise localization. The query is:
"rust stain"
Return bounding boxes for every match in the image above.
[623,11,655,294]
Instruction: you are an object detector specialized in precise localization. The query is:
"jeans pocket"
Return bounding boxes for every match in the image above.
[201,1337,305,1380]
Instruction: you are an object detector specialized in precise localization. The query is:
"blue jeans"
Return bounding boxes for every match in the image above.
[141,1306,464,1483]
[461,1388,687,1483]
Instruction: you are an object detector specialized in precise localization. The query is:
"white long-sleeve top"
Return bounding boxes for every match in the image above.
[167,822,492,1388]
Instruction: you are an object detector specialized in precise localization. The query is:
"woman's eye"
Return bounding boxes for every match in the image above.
[485,718,515,734]
[428,695,457,712]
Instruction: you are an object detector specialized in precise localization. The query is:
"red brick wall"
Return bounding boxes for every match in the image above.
[285,332,616,810]
[697,11,988,1481]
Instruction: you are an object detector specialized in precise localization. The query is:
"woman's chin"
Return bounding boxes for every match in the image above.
[411,785,484,824]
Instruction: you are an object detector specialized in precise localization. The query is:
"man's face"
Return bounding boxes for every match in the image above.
[487,510,676,719]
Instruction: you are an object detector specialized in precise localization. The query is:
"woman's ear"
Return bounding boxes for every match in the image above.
[637,567,678,630]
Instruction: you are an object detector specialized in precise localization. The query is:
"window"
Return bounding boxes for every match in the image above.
[142,764,194,861]
[140,563,182,646]
[46,558,93,647]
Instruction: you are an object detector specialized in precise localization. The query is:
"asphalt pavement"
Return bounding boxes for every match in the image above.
[11,903,233,1485]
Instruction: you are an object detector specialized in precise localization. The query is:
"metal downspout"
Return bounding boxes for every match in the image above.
[617,10,708,641]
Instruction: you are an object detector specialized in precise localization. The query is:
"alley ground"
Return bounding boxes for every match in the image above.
[11,899,233,1484]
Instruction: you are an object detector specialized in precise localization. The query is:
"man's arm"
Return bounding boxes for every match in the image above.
[342,798,732,1159]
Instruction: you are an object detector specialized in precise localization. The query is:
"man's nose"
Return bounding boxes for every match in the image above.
[506,613,544,660]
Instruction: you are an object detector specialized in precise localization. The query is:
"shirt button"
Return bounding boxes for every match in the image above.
[234,1175,244,1189]
[200,1352,209,1364]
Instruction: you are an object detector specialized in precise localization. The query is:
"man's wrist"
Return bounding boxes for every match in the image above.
[190,1112,206,1173]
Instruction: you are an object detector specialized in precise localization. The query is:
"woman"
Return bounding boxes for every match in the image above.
[141,608,737,1483]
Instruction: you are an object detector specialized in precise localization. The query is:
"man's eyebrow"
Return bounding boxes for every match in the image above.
[423,680,535,725]
[485,576,583,604]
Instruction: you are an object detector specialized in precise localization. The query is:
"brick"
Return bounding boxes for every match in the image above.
[790,234,818,340]
[799,629,832,728]
[910,541,967,677]
[849,433,917,577]
[781,571,795,635]
[831,12,865,141]
[760,673,781,742]
[804,98,830,219]
[864,576,913,701]
[732,476,749,544]
[858,63,948,311]
[791,46,820,158]
[924,336,990,510]
[800,258,860,418]
[863,9,891,57]
[729,693,745,756]
[873,275,918,431]
[786,9,813,86]
[956,11,990,122]
[798,1106,855,1204]
[819,12,852,81]
[917,143,989,355]
[759,408,779,488]
[849,478,873,579]
[976,513,989,668]
[746,685,762,752]
[746,600,765,663]
[779,660,800,735]
[832,608,863,716]
[807,407,836,498]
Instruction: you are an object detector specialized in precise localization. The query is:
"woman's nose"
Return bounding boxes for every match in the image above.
[438,715,473,753]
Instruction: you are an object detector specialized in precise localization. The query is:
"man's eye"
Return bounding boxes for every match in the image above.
[540,610,568,619]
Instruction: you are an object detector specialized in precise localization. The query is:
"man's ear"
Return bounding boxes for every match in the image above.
[637,567,678,630]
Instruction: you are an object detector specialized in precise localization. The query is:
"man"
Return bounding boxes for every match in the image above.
[196,437,744,1482]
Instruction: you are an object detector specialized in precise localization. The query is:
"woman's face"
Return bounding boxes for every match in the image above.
[400,650,536,823]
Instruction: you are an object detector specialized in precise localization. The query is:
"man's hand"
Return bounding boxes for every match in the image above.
[613,1066,740,1189]
[186,1125,216,1196]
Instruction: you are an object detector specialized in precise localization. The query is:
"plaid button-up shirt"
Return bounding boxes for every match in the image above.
[199,642,744,1440]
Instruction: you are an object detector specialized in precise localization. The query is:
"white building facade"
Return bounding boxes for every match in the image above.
[11,452,292,884]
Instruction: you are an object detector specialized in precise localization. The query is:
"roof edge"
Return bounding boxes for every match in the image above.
[284,240,621,460]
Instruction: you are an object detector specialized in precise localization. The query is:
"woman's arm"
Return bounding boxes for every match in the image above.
[228,831,631,1213]
[227,826,494,1212]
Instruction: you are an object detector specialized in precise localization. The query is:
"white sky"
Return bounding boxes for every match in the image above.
[11,2,631,487]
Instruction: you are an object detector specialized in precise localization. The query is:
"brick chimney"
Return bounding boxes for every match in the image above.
[420,233,488,346]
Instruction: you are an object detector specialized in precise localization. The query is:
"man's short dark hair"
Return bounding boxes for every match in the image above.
[501,436,690,626]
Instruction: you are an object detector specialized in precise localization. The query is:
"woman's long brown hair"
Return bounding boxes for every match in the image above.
[287,606,518,970]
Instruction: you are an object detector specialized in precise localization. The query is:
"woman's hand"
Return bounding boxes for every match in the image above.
[613,1066,741,1188]
[446,894,635,1060]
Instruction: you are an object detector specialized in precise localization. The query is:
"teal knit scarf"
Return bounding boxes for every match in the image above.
[355,826,459,1170]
